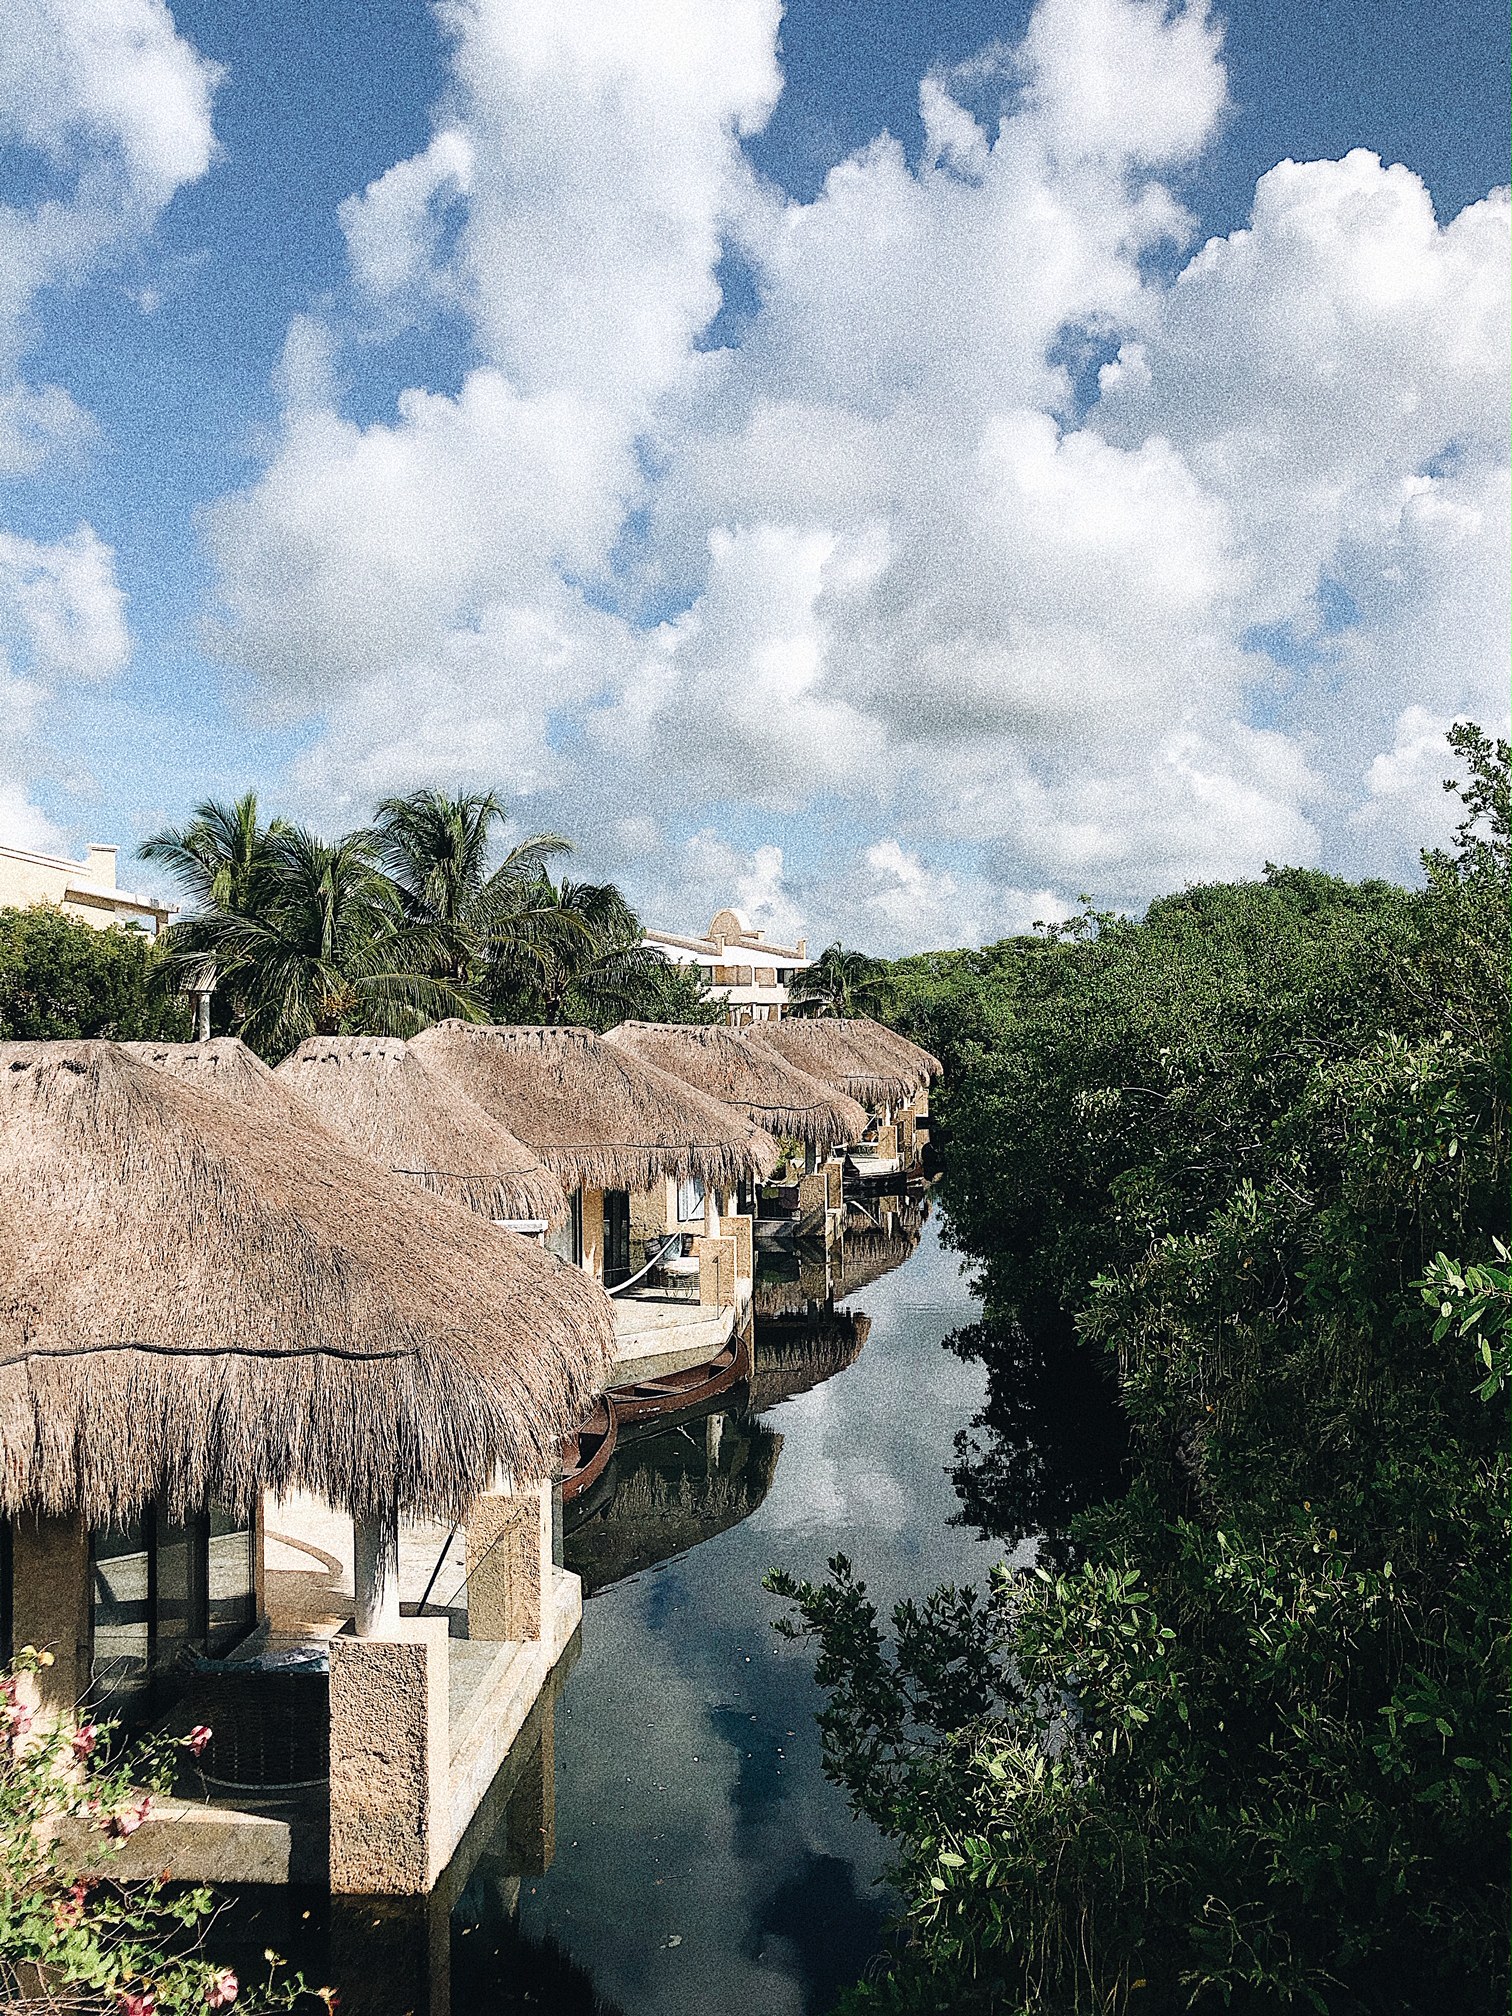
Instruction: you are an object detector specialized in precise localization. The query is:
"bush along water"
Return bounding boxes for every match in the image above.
[770,726,1510,2015]
[0,1647,331,2015]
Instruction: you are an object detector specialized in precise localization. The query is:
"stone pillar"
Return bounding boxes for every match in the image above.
[465,1482,551,1643]
[328,1615,451,1895]
[10,1512,91,1720]
[693,1234,736,1307]
[353,1510,401,1638]
[725,1211,753,1281]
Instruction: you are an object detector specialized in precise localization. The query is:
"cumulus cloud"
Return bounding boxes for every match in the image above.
[0,0,218,840]
[206,0,1508,948]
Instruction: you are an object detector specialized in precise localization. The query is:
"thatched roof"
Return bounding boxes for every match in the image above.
[275,1035,567,1227]
[410,1023,778,1193]
[0,1042,614,1524]
[746,1017,934,1112]
[603,1022,867,1151]
[121,1036,312,1130]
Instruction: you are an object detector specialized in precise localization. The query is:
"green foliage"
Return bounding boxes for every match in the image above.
[0,909,187,1042]
[771,728,1510,2014]
[0,1647,325,2014]
[788,942,890,1019]
[144,788,714,1057]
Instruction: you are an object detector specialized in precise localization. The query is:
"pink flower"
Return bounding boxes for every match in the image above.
[52,1880,88,1931]
[205,1969,239,2008]
[118,1993,156,2016]
[104,1794,152,1840]
[184,1724,213,1759]
[71,1723,99,1761]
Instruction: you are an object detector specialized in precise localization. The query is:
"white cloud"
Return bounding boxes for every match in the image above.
[0,0,217,844]
[206,0,1508,950]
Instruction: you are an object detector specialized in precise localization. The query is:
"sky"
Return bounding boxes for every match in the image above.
[0,0,1507,953]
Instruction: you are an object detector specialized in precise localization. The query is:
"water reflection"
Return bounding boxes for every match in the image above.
[942,1309,1130,1554]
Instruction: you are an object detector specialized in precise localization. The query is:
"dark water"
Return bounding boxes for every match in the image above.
[499,1211,1006,2016]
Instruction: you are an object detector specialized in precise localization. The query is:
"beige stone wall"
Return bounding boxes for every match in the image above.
[693,1233,737,1306]
[0,843,166,932]
[580,1186,604,1281]
[10,1513,91,1720]
[465,1483,552,1642]
[629,1177,674,1242]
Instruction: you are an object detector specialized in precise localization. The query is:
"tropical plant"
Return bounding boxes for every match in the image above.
[487,874,714,1029]
[787,941,888,1018]
[0,1647,324,2014]
[367,788,570,988]
[154,825,472,1059]
[0,910,187,1042]
[771,726,1511,2015]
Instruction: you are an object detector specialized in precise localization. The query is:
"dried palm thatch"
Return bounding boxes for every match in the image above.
[120,1036,312,1129]
[603,1022,867,1151]
[746,1016,937,1113]
[0,1042,614,1525]
[411,1023,778,1193]
[274,1035,568,1227]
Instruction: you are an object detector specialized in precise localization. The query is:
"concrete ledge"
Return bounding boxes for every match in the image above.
[443,1567,580,1869]
[46,1798,292,1886]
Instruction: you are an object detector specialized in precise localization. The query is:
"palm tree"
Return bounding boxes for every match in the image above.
[139,791,281,915]
[488,875,686,1029]
[369,788,574,1002]
[156,825,474,1059]
[140,794,285,1033]
[787,941,888,1018]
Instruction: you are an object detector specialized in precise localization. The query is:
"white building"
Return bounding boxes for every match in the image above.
[0,839,173,934]
[643,907,812,1024]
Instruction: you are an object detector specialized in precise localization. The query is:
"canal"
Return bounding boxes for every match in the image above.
[468,1203,1009,2015]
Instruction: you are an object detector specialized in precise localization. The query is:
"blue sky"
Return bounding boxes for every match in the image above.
[1,0,1507,948]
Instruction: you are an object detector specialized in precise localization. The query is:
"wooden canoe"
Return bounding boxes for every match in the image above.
[560,1392,620,1504]
[606,1324,752,1426]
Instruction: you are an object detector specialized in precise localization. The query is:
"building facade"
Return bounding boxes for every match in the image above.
[642,907,812,1024]
[0,839,173,933]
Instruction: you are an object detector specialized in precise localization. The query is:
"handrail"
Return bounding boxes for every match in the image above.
[605,1232,688,1298]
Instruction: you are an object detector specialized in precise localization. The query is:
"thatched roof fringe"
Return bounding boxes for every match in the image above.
[744,1016,939,1113]
[0,1042,614,1523]
[275,1035,568,1227]
[411,1023,778,1192]
[603,1022,868,1151]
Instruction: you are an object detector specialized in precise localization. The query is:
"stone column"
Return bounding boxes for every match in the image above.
[328,1615,451,1895]
[353,1509,401,1638]
[465,1482,551,1643]
[693,1233,736,1306]
[10,1512,91,1720]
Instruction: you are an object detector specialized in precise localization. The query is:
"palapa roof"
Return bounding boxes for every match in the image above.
[746,1016,939,1112]
[275,1035,568,1228]
[0,1041,614,1524]
[410,1022,778,1193]
[603,1022,867,1151]
[121,1036,310,1129]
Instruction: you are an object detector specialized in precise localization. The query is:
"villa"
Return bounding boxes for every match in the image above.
[641,906,812,1024]
[748,1015,941,1182]
[0,1039,613,1895]
[411,1022,777,1377]
[0,838,174,934]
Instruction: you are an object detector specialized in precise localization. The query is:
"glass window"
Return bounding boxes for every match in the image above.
[207,1508,256,1654]
[91,1519,152,1706]
[677,1174,706,1225]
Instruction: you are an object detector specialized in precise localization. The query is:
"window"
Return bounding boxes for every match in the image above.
[677,1174,706,1224]
[91,1505,256,1717]
[603,1189,631,1288]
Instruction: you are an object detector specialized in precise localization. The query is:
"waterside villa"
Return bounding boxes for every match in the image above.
[747,1015,941,1183]
[411,1022,777,1376]
[0,1040,613,1896]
